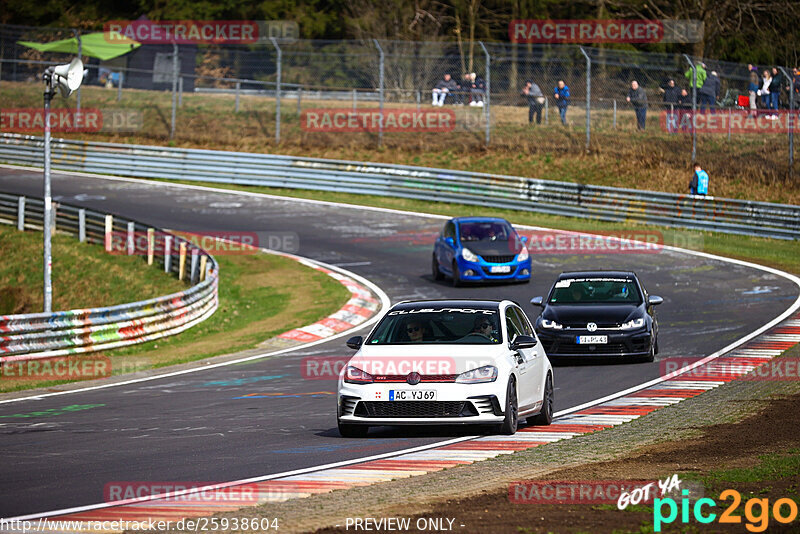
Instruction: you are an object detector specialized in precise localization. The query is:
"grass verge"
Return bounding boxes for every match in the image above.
[0,226,351,393]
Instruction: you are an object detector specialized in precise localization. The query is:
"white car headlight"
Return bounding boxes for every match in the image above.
[344,366,373,384]
[455,365,498,384]
[516,246,529,262]
[461,247,478,262]
[620,318,645,330]
[541,318,563,329]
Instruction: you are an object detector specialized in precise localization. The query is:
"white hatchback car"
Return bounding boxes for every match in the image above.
[337,300,554,437]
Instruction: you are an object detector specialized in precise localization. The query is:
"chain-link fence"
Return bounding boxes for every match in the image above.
[1,23,797,183]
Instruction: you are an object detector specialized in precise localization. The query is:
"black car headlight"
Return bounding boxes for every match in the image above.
[620,318,645,330]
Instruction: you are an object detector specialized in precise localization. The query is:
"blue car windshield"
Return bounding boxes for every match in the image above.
[367,308,502,345]
[549,278,642,304]
[459,221,513,242]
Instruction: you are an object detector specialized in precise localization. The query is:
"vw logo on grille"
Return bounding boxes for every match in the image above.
[406,372,421,385]
[587,322,598,332]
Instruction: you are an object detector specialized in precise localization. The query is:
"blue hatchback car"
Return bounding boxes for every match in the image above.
[432,217,531,286]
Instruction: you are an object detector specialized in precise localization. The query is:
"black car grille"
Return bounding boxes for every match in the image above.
[354,401,478,418]
[481,254,516,264]
[543,336,650,355]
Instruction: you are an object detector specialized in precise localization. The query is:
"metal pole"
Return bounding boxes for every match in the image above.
[416,90,420,111]
[545,96,548,124]
[613,99,617,129]
[579,47,591,151]
[779,67,794,179]
[43,88,54,312]
[270,37,282,144]
[728,107,731,141]
[17,197,25,231]
[353,89,357,111]
[117,71,123,101]
[74,30,82,113]
[683,55,697,163]
[374,39,384,148]
[78,209,85,242]
[297,87,302,115]
[178,76,183,107]
[235,81,240,112]
[170,43,178,139]
[479,41,490,146]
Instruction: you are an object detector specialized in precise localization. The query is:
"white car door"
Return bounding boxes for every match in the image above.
[505,306,536,410]
[514,306,546,405]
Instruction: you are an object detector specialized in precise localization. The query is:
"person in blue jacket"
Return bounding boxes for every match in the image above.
[554,80,570,125]
[689,163,709,196]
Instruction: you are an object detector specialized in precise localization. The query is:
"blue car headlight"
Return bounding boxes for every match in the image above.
[516,246,529,262]
[461,247,479,262]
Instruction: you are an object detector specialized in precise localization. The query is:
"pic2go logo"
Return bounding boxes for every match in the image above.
[654,489,799,532]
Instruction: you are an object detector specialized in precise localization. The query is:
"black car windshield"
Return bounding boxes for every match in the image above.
[549,278,642,304]
[459,221,513,242]
[367,307,502,345]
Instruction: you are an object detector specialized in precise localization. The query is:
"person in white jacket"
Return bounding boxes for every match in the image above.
[758,70,772,114]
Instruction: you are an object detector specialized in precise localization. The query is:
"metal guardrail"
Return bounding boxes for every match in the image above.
[0,191,219,362]
[0,134,799,240]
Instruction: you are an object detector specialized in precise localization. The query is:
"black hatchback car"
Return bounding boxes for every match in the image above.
[531,271,663,362]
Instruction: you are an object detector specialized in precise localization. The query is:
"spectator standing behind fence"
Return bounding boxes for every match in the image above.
[469,73,486,107]
[689,163,709,196]
[758,69,772,113]
[554,80,570,125]
[431,73,458,106]
[660,79,680,133]
[626,80,648,130]
[770,67,783,112]
[685,61,707,91]
[699,71,720,113]
[521,80,544,124]
[748,71,759,117]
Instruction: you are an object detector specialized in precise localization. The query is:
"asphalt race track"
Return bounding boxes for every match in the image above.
[1,166,797,518]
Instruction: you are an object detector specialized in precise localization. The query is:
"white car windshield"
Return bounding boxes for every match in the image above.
[367,307,502,345]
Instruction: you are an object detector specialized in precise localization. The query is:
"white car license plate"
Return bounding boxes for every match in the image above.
[390,390,437,401]
[490,265,511,273]
[577,335,608,344]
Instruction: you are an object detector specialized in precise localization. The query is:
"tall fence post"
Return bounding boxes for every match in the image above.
[191,249,199,284]
[479,41,491,146]
[373,39,385,148]
[579,47,591,151]
[416,90,420,111]
[126,221,135,255]
[178,76,183,107]
[164,235,172,273]
[104,215,113,252]
[270,37,282,144]
[613,99,617,129]
[235,81,241,112]
[352,89,357,111]
[78,209,85,242]
[683,55,697,163]
[73,30,81,113]
[170,43,178,139]
[117,71,123,101]
[297,87,302,115]
[779,67,795,180]
[17,196,25,231]
[545,96,549,124]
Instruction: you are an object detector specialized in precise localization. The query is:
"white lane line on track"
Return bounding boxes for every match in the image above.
[1,163,800,522]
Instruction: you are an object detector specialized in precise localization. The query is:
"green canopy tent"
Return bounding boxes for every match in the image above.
[17,32,141,61]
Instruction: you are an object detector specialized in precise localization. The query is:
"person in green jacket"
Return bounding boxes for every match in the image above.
[684,62,707,89]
